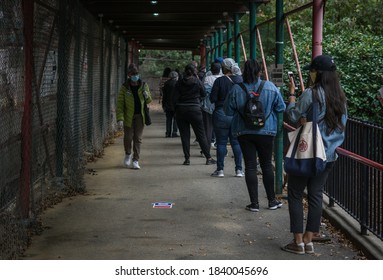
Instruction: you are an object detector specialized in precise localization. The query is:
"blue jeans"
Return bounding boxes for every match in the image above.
[213,108,242,172]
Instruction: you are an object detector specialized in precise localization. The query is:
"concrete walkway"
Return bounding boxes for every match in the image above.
[21,104,376,260]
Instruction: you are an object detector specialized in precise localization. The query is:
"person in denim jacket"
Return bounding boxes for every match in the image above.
[224,59,286,212]
[210,58,244,177]
[201,62,222,153]
[210,58,244,178]
[282,55,347,255]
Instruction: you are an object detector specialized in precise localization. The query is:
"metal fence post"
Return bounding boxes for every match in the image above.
[56,0,70,180]
[234,13,241,63]
[226,20,233,58]
[249,1,257,59]
[20,0,34,218]
[274,0,284,195]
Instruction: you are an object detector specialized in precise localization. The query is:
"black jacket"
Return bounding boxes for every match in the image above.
[162,78,177,111]
[174,76,206,107]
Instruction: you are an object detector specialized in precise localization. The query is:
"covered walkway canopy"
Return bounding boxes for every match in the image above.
[80,0,261,51]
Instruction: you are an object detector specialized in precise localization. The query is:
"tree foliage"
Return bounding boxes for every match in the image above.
[264,0,383,124]
[139,49,194,77]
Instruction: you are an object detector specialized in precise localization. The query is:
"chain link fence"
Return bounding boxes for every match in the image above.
[0,0,125,259]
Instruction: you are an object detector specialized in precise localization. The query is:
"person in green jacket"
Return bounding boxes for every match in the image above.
[117,63,152,169]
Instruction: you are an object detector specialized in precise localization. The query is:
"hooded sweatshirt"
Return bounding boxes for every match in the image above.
[174,75,206,107]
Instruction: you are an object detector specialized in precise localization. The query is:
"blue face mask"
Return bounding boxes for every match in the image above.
[130,75,140,82]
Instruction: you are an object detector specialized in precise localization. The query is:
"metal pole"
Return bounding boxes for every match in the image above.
[234,13,241,63]
[210,34,215,62]
[20,0,34,218]
[239,33,247,61]
[199,44,206,69]
[87,20,95,150]
[215,31,219,58]
[218,27,223,58]
[73,0,81,190]
[285,17,305,92]
[99,17,105,137]
[312,0,324,58]
[210,31,217,61]
[107,28,112,132]
[56,0,70,180]
[256,27,268,80]
[205,37,210,69]
[226,21,233,58]
[275,0,284,195]
[249,1,257,59]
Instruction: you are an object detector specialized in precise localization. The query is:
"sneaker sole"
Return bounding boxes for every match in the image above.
[268,204,283,210]
[281,245,305,255]
[211,174,224,177]
[245,207,259,212]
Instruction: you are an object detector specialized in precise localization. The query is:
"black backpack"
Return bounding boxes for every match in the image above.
[238,81,267,128]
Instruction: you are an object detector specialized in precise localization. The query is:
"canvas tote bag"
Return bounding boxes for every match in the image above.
[284,99,327,177]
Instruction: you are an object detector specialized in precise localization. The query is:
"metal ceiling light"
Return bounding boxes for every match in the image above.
[150,1,158,5]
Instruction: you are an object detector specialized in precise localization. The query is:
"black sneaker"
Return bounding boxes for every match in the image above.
[183,159,190,165]
[206,158,217,165]
[268,199,283,210]
[245,203,259,212]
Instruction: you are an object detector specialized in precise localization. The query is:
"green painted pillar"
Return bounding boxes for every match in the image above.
[210,33,215,61]
[215,31,219,58]
[218,27,224,57]
[211,31,217,61]
[249,1,257,59]
[275,0,284,195]
[226,20,233,58]
[234,13,240,63]
[205,37,211,69]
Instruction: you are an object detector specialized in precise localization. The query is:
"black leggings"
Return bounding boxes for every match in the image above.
[238,134,276,204]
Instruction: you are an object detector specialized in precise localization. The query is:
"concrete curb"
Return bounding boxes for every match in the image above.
[322,195,383,260]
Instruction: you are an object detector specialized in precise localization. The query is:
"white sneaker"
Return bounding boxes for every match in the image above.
[124,154,132,167]
[132,160,140,169]
[211,170,224,177]
[235,170,245,177]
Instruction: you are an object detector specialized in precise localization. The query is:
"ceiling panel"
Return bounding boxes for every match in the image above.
[79,0,254,50]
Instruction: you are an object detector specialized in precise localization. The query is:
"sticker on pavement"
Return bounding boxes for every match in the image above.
[152,202,174,208]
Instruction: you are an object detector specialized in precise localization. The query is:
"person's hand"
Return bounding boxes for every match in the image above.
[288,76,296,96]
[117,120,123,130]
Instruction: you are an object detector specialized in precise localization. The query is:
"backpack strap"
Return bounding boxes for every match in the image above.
[255,80,266,97]
[237,83,248,121]
[239,80,266,97]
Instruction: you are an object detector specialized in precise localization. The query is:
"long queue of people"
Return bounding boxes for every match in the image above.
[116,55,347,256]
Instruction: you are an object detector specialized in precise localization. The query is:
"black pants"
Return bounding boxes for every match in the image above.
[165,110,178,136]
[238,134,276,205]
[287,162,334,233]
[175,106,211,160]
[202,110,213,146]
